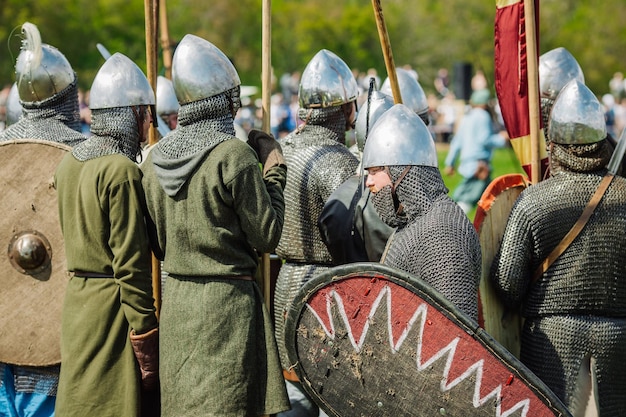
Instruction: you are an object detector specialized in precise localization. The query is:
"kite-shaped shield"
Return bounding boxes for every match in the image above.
[0,139,70,366]
[284,262,571,417]
[474,173,528,358]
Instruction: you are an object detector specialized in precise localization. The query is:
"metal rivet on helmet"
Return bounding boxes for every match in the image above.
[362,104,437,169]
[89,53,155,110]
[172,34,240,105]
[298,49,359,109]
[548,79,606,145]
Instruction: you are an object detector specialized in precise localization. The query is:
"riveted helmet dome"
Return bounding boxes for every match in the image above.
[355,90,394,152]
[381,68,428,115]
[548,80,606,145]
[89,53,155,110]
[15,22,75,103]
[539,47,585,101]
[362,104,437,169]
[298,49,359,109]
[172,34,240,105]
[156,76,179,116]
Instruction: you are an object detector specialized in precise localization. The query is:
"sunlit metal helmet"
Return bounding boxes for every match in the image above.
[156,76,179,116]
[172,34,240,105]
[355,90,394,152]
[539,47,585,101]
[5,83,23,126]
[548,80,606,145]
[15,22,75,103]
[89,53,155,110]
[298,49,358,109]
[381,68,428,116]
[362,104,437,169]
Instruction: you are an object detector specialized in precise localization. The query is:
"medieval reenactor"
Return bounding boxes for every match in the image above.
[380,67,430,126]
[141,34,289,417]
[319,88,395,264]
[4,83,22,127]
[273,49,359,417]
[362,103,482,320]
[490,80,626,415]
[54,53,159,416]
[538,47,585,145]
[0,22,87,417]
[155,75,179,131]
[0,23,86,146]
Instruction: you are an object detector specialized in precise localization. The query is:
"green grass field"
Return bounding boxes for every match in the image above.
[436,143,525,221]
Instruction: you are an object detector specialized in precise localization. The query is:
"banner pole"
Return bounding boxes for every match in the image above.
[523,0,541,184]
[261,0,273,310]
[144,0,162,318]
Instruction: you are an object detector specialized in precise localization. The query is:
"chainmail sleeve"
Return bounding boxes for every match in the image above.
[489,193,535,310]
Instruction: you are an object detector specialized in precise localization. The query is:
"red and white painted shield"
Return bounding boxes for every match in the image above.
[284,262,571,417]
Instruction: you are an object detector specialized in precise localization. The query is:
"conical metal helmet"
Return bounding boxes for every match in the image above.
[15,22,75,103]
[298,49,359,109]
[156,76,179,116]
[548,80,606,145]
[381,68,428,116]
[362,104,437,169]
[89,53,155,110]
[172,34,240,104]
[355,90,394,152]
[539,47,585,101]
[5,83,23,126]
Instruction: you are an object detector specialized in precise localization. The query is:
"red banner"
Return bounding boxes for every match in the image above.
[494,0,548,181]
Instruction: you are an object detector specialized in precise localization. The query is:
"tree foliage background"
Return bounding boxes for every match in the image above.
[0,0,624,97]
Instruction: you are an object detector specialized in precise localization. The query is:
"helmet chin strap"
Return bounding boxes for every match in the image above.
[388,165,411,216]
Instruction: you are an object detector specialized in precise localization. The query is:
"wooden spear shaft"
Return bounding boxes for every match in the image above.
[523,0,541,184]
[261,0,272,309]
[144,0,162,318]
[371,0,402,104]
[159,0,173,80]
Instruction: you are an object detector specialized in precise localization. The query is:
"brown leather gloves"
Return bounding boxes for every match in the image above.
[247,129,286,176]
[130,327,159,391]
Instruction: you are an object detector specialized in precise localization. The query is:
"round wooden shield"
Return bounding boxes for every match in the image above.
[284,262,571,417]
[474,174,528,359]
[0,139,71,366]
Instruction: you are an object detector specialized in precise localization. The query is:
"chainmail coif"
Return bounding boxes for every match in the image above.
[490,138,626,414]
[0,79,85,147]
[540,97,554,144]
[376,165,481,320]
[549,140,611,175]
[72,107,141,162]
[155,90,237,159]
[149,91,238,197]
[274,105,359,368]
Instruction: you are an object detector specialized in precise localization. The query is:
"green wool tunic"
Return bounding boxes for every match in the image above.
[141,138,289,417]
[54,153,158,417]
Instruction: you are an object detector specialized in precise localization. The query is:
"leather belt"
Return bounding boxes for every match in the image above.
[73,270,113,278]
